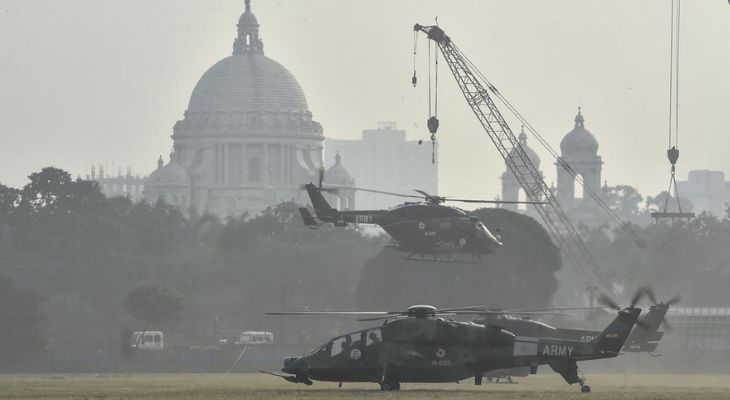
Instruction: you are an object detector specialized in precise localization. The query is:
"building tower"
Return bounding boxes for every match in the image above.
[501,126,542,211]
[556,108,602,203]
[144,0,324,218]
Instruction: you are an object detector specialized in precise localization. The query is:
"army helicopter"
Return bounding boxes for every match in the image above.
[299,181,543,261]
[263,303,643,392]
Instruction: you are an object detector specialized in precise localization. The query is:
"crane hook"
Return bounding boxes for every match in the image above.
[427,116,439,134]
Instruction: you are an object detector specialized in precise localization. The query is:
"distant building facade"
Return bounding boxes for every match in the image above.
[677,170,730,218]
[87,165,145,203]
[325,122,438,210]
[143,0,324,218]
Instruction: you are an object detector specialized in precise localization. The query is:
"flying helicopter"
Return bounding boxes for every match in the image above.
[262,303,643,393]
[298,178,544,262]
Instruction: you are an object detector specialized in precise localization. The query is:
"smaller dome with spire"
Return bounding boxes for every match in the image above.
[508,126,540,168]
[146,152,190,188]
[324,152,354,185]
[560,108,598,156]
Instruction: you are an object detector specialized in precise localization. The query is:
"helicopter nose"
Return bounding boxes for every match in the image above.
[282,356,301,374]
[284,356,299,366]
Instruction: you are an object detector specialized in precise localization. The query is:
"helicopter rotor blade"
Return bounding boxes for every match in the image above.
[266,311,397,317]
[445,198,548,205]
[321,183,423,199]
[630,288,646,308]
[642,286,658,304]
[357,314,410,322]
[436,305,606,313]
[598,294,622,311]
[451,311,574,316]
[299,183,340,194]
[666,294,682,306]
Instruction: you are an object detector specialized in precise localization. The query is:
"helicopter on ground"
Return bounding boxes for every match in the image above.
[263,302,643,393]
[299,181,543,262]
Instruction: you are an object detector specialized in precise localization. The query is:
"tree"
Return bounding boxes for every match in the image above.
[0,276,45,361]
[0,183,20,217]
[124,283,183,329]
[646,191,694,214]
[602,185,643,220]
[19,167,104,214]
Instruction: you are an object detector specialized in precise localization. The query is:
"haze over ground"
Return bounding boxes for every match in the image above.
[1,0,728,203]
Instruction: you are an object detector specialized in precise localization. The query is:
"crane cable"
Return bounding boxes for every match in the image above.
[660,0,689,216]
[425,38,439,164]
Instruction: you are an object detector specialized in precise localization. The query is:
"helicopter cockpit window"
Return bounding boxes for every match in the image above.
[330,336,348,357]
[306,343,327,356]
[350,332,363,347]
[365,329,382,346]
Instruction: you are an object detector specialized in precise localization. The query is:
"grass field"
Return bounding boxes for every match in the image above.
[1,373,729,400]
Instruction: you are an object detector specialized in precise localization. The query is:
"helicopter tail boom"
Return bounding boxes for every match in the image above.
[304,183,338,219]
[302,182,385,226]
[299,207,319,227]
[594,307,642,356]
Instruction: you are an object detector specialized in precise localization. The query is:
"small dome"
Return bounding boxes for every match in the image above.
[147,157,190,187]
[560,109,598,155]
[324,152,354,185]
[238,0,259,28]
[238,10,258,28]
[508,126,540,168]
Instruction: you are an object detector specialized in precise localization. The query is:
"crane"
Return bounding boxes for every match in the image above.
[413,23,611,293]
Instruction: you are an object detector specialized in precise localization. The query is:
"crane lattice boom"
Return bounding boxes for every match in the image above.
[414,23,610,292]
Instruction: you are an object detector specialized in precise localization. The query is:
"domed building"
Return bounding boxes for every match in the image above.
[555,108,602,202]
[144,0,324,217]
[500,126,544,211]
[322,152,356,210]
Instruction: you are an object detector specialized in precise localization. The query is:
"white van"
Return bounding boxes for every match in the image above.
[130,331,164,350]
[236,331,273,345]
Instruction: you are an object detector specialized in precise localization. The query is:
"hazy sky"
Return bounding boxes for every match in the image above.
[1,0,729,203]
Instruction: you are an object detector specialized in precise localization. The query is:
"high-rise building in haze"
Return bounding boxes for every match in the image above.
[325,122,438,210]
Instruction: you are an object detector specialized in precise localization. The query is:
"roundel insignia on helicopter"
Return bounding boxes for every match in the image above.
[435,348,447,359]
[350,348,362,360]
[458,237,467,247]
[418,222,426,230]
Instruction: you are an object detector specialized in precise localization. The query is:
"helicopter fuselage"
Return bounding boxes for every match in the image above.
[300,183,502,258]
[280,308,640,387]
